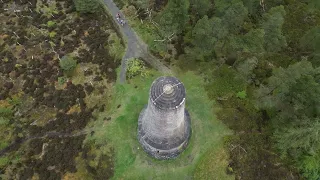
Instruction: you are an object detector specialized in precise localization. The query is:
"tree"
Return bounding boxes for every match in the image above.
[300,26,320,66]
[256,60,320,179]
[211,17,229,40]
[59,55,77,73]
[236,56,259,81]
[242,0,261,15]
[158,0,189,36]
[190,0,211,18]
[307,0,320,11]
[187,15,232,61]
[261,5,287,52]
[134,0,155,10]
[190,16,216,60]
[206,65,247,98]
[222,1,248,33]
[283,2,320,57]
[210,1,248,57]
[214,0,242,16]
[73,0,101,14]
[229,28,265,53]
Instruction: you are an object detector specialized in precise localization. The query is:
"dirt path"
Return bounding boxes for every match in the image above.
[103,0,172,83]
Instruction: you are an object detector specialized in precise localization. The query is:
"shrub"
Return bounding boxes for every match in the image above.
[299,152,320,180]
[58,76,67,85]
[0,157,9,168]
[73,0,101,14]
[0,107,13,126]
[59,55,77,73]
[126,58,149,78]
[108,33,124,61]
[0,107,13,119]
[47,21,56,27]
[49,31,57,38]
[236,90,247,99]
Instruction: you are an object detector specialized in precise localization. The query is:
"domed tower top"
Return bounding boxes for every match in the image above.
[150,76,186,110]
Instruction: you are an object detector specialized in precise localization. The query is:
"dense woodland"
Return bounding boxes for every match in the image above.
[0,0,319,179]
[113,0,320,179]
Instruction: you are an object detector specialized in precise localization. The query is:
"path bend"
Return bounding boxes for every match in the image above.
[103,0,172,83]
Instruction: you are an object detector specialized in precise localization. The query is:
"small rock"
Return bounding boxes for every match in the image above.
[14,111,22,117]
[47,166,55,171]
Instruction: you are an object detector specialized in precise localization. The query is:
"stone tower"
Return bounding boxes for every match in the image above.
[138,76,191,159]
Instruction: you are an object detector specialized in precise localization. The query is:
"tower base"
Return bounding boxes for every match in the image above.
[137,107,191,160]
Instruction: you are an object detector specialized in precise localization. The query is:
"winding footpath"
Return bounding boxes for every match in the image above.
[103,0,172,83]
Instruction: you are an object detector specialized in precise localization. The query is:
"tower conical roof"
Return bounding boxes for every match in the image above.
[150,76,185,110]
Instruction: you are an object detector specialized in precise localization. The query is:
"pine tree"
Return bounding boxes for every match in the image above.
[190,0,211,17]
[262,5,287,52]
[256,60,320,179]
[158,0,189,36]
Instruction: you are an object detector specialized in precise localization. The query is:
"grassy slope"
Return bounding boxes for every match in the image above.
[85,70,233,179]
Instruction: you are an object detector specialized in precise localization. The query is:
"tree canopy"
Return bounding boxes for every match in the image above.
[256,60,320,179]
[158,0,189,36]
[262,5,287,52]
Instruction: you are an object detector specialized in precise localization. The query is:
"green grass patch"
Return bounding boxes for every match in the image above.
[0,157,9,168]
[85,70,233,179]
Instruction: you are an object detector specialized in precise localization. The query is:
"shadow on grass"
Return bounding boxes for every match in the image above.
[85,70,234,179]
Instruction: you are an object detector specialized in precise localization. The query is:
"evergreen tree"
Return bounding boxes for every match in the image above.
[229,28,265,53]
[158,0,189,36]
[261,5,287,52]
[222,1,248,33]
[300,26,320,66]
[190,0,211,18]
[214,0,242,16]
[256,60,320,179]
[307,0,320,11]
[242,0,261,15]
[190,15,216,59]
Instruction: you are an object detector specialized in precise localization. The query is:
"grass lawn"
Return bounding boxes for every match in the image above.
[85,70,234,179]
